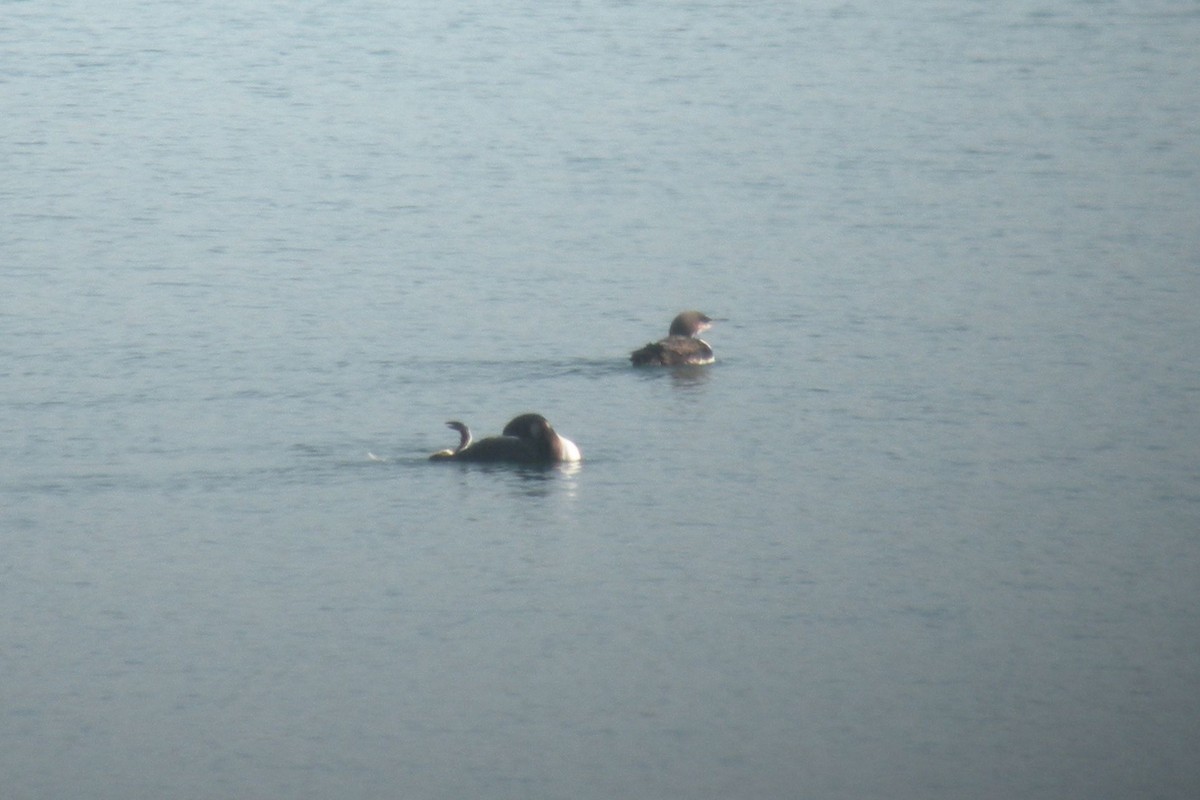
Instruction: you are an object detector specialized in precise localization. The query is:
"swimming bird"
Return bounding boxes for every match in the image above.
[428,421,472,459]
[630,310,716,366]
[429,413,581,463]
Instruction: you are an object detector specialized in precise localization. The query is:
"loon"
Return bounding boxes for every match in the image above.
[429,413,581,463]
[630,310,715,366]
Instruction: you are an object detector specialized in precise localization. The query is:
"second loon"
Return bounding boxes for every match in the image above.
[630,310,716,366]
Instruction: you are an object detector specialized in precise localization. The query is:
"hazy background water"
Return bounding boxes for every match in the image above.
[3,1,1199,798]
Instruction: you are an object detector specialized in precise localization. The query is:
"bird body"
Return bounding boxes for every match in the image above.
[430,414,581,463]
[630,310,716,366]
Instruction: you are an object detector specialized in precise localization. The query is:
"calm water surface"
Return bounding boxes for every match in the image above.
[3,1,1199,798]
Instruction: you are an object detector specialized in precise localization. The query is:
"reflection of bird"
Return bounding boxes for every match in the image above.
[428,421,472,459]
[630,310,715,366]
[429,414,581,463]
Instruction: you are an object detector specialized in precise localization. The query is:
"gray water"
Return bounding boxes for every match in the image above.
[4,1,1199,798]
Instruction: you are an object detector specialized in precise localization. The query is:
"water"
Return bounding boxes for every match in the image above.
[3,1,1199,797]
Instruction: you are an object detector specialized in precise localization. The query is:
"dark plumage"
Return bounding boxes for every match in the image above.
[630,310,716,366]
[429,413,581,463]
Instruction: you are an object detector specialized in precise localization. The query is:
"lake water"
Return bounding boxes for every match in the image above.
[3,1,1199,798]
